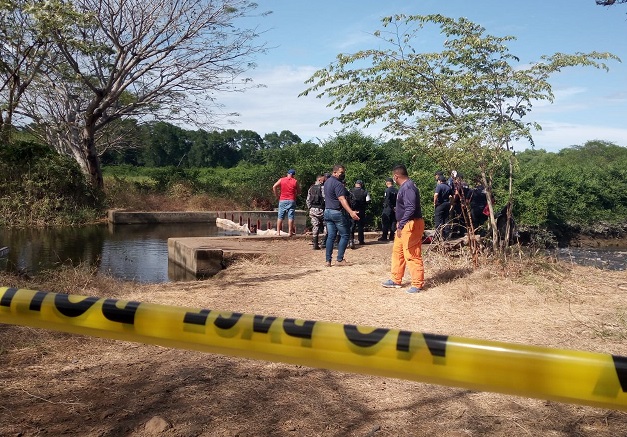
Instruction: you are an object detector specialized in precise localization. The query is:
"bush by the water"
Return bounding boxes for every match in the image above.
[0,141,102,226]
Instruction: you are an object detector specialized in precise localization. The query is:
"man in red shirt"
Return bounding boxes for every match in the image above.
[272,169,301,236]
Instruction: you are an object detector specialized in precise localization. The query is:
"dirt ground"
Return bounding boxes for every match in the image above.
[2,236,627,437]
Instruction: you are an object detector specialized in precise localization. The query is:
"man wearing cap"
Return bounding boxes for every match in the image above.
[349,180,370,247]
[378,177,398,242]
[272,169,301,236]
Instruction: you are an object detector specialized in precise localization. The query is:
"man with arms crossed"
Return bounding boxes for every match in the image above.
[381,164,425,293]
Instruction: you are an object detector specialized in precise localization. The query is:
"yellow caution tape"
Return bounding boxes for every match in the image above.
[2,286,627,411]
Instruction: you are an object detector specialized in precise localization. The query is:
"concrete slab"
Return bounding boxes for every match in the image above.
[168,235,290,278]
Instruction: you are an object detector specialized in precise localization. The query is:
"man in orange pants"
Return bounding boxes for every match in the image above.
[381,164,425,293]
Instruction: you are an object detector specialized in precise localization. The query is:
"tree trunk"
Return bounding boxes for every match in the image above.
[82,125,104,190]
[481,172,500,252]
[503,152,515,250]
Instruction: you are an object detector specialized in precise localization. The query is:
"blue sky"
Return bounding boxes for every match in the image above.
[217,0,627,152]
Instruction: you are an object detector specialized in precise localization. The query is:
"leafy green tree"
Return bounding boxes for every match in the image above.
[233,129,265,164]
[514,141,627,243]
[13,0,268,190]
[142,122,191,167]
[0,0,56,141]
[301,14,619,250]
[263,130,302,149]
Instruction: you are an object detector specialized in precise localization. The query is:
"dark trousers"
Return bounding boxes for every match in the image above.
[381,207,396,240]
[471,206,488,232]
[351,210,366,244]
[434,202,450,238]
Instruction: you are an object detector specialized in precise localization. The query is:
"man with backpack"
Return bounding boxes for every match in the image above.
[306,174,326,250]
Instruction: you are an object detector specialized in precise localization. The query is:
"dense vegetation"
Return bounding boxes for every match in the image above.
[0,141,102,227]
[1,124,625,245]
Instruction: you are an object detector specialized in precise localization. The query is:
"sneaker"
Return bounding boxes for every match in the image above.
[335,259,351,266]
[325,261,331,267]
[406,286,422,294]
[381,279,401,288]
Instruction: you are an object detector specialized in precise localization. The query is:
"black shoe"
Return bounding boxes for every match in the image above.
[377,237,388,242]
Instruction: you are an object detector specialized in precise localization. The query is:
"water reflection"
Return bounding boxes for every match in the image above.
[0,223,242,283]
[1,224,624,284]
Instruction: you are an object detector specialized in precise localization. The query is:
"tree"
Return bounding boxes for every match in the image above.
[142,122,191,167]
[301,14,619,251]
[596,1,627,5]
[263,130,302,149]
[18,0,268,189]
[0,0,55,142]
[233,129,264,163]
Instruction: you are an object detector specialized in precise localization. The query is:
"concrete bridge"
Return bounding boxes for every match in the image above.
[108,209,307,231]
[107,210,309,278]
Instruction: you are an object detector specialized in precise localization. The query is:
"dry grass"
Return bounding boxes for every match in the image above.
[105,180,247,212]
[2,239,627,436]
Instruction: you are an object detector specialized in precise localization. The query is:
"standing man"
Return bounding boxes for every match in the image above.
[349,180,370,247]
[306,174,326,250]
[272,169,301,236]
[323,164,360,267]
[434,175,452,239]
[378,177,397,242]
[381,164,425,294]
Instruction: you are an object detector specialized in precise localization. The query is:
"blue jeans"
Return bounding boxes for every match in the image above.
[324,209,350,262]
[277,200,296,220]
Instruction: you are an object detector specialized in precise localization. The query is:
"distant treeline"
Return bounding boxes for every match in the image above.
[1,123,625,244]
[100,124,627,244]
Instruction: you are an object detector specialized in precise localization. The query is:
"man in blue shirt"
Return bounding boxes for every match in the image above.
[381,164,425,293]
[323,164,360,267]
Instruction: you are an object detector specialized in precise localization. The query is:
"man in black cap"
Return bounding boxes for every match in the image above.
[378,177,397,241]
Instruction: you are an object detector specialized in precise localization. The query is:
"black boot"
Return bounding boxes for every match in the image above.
[312,236,320,250]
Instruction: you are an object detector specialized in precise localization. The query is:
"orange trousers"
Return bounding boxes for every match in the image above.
[390,218,425,288]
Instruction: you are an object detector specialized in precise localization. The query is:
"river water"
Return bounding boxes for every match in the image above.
[0,224,624,283]
[0,223,244,283]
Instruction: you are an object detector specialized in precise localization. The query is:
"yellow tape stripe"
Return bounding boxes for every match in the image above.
[2,287,627,411]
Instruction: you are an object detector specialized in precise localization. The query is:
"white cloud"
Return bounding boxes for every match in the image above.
[214,65,627,151]
[215,65,385,141]
[516,120,627,152]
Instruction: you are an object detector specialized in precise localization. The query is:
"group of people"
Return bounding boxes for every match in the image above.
[273,164,425,294]
[433,170,489,239]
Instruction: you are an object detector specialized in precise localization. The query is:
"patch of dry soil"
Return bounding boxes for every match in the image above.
[2,237,627,436]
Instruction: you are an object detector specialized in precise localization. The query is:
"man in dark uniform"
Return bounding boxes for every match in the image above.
[349,180,370,247]
[378,177,397,241]
[434,175,452,239]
